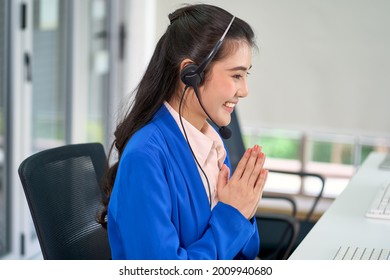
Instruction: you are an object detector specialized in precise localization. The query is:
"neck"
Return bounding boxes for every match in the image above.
[168,89,208,131]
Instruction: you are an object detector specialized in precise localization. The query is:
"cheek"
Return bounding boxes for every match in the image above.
[202,76,236,106]
[213,77,236,98]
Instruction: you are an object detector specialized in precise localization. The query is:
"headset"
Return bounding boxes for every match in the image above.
[180,16,235,140]
[178,16,235,208]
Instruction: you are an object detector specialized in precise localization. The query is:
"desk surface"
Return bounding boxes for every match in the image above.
[289,152,390,260]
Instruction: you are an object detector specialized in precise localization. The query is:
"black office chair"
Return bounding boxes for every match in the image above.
[220,110,325,259]
[268,169,325,252]
[256,212,300,260]
[18,142,111,259]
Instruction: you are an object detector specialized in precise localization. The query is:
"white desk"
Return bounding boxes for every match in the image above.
[289,152,390,260]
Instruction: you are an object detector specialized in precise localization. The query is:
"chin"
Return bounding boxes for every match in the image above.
[220,114,231,127]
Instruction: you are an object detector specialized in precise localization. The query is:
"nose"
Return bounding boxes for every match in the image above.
[237,80,249,98]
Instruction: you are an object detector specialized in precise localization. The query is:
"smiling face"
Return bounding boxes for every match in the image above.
[199,40,252,129]
[169,40,252,132]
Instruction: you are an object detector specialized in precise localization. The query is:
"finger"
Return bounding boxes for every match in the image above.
[231,148,251,179]
[254,169,268,195]
[216,164,230,193]
[240,145,261,183]
[249,168,267,219]
[247,152,266,188]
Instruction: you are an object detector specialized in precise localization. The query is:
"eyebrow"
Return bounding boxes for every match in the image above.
[227,65,252,72]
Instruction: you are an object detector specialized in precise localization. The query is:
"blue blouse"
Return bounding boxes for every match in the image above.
[107,105,260,259]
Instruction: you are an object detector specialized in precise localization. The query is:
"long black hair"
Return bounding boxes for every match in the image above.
[98,4,256,227]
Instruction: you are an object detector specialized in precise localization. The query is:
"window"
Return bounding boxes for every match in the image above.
[0,0,126,260]
[31,0,68,151]
[242,127,390,198]
[244,129,304,194]
[305,134,355,197]
[87,0,110,144]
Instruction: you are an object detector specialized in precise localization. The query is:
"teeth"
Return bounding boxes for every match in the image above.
[224,102,236,108]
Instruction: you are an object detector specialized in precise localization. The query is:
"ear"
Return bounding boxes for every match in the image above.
[179,59,195,72]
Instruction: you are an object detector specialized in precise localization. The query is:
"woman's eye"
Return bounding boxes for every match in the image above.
[233,72,250,79]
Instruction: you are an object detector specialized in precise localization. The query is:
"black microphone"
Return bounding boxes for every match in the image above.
[191,85,232,139]
[219,125,232,140]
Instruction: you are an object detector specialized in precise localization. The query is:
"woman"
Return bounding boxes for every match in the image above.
[98,3,268,260]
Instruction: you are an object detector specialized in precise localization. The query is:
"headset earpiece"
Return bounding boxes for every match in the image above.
[180,64,204,88]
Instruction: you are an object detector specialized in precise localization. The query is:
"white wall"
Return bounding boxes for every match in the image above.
[147,0,390,137]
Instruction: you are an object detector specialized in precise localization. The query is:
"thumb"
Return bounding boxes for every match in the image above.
[217,164,230,193]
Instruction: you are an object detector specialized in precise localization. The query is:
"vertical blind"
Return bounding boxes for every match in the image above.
[0,0,6,257]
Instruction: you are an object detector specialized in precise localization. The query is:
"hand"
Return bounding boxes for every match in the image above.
[217,145,268,219]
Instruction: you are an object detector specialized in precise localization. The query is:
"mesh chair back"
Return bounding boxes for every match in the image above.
[18,143,111,259]
[256,214,300,260]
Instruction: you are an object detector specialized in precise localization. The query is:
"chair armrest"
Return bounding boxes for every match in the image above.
[262,194,297,217]
[268,169,326,221]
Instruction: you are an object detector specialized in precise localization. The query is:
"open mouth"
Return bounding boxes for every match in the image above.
[224,102,236,108]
